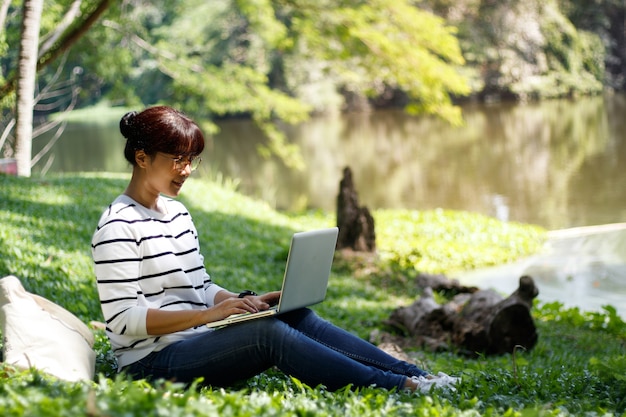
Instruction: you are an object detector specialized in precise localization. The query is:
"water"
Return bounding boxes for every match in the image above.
[212,95,626,230]
[459,223,626,318]
[32,95,626,316]
[33,94,626,230]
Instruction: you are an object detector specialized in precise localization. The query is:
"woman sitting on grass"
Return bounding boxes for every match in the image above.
[91,105,458,393]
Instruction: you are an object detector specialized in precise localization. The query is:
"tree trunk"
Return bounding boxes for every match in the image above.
[453,276,539,355]
[0,0,11,30]
[0,0,111,101]
[15,0,44,177]
[336,166,376,252]
[385,275,539,356]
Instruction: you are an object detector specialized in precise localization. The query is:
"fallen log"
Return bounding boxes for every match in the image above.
[414,272,478,295]
[384,275,539,356]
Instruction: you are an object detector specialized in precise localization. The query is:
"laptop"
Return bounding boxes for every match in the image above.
[206,227,339,329]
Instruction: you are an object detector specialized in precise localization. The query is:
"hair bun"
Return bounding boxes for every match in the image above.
[120,111,138,139]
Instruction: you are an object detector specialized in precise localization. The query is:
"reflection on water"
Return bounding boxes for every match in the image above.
[209,94,625,229]
[33,120,129,174]
[34,94,626,230]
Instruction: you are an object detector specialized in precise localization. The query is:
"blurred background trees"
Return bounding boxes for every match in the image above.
[1,0,623,176]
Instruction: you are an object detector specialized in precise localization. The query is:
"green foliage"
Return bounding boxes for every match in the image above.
[0,367,93,416]
[538,302,626,336]
[281,0,470,124]
[437,0,606,100]
[537,2,605,96]
[374,209,546,275]
[1,174,625,415]
[589,356,626,384]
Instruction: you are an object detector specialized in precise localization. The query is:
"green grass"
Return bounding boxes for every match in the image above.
[1,173,625,416]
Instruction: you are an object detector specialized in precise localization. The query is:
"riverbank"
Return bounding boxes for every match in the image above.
[458,222,626,318]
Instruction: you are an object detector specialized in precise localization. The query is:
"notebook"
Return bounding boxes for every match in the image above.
[205,227,339,329]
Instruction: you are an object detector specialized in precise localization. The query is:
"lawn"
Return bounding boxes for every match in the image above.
[0,173,624,416]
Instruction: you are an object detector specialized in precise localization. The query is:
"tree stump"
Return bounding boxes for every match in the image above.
[385,275,539,356]
[336,166,376,252]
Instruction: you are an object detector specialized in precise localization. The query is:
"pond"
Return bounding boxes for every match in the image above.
[33,94,626,231]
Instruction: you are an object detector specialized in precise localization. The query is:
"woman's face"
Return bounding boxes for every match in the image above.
[144,151,192,197]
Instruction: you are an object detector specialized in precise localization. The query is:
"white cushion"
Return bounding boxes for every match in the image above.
[0,275,95,382]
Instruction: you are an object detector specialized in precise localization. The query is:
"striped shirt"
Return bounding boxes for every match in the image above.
[91,194,224,369]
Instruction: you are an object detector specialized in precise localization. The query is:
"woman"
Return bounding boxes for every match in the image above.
[91,106,458,393]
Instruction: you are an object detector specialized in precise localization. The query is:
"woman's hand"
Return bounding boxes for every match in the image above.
[205,291,282,322]
[232,290,281,312]
[205,290,280,321]
[146,296,258,335]
[208,296,260,320]
[257,291,281,308]
[146,290,283,334]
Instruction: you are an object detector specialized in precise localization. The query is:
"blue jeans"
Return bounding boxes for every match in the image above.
[124,308,428,391]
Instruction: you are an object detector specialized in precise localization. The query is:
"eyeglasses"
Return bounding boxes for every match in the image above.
[158,153,202,172]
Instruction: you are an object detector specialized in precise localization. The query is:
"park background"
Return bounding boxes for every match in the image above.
[1,1,626,416]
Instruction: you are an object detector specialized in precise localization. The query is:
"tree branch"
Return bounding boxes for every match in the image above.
[38,0,83,59]
[0,0,111,100]
[0,0,11,31]
[37,0,111,69]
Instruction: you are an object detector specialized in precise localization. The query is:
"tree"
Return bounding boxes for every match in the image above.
[15,0,43,177]
[431,0,608,100]
[3,0,112,177]
[276,0,470,125]
[1,0,112,99]
[85,0,312,168]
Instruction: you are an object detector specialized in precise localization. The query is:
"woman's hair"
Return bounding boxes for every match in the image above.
[120,106,205,165]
